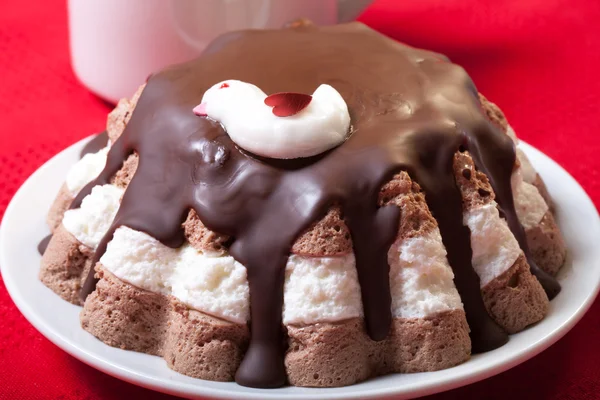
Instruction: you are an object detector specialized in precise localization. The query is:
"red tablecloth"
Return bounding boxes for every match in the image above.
[1,0,599,399]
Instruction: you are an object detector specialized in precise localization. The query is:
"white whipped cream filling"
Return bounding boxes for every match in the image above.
[64,184,526,323]
[195,80,351,159]
[65,185,469,324]
[516,148,537,183]
[63,184,123,249]
[97,226,463,324]
[512,171,548,229]
[283,254,363,324]
[66,146,109,194]
[100,227,250,324]
[507,124,537,184]
[464,202,521,287]
[503,124,547,228]
[389,229,463,318]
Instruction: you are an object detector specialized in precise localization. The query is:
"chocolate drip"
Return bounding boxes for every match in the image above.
[80,131,109,158]
[467,127,561,299]
[71,23,559,387]
[37,234,52,255]
[408,131,509,352]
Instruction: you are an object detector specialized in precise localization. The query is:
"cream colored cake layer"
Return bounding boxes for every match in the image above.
[62,179,467,324]
[512,170,548,230]
[66,146,109,194]
[62,184,123,249]
[100,226,250,324]
[506,125,549,227]
[389,229,463,318]
[96,225,465,325]
[463,202,521,287]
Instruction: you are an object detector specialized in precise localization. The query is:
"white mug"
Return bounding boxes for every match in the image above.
[68,0,374,104]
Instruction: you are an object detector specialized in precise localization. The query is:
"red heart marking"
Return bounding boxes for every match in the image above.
[264,92,312,117]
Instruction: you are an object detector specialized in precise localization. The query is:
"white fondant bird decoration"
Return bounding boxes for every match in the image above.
[193,80,351,159]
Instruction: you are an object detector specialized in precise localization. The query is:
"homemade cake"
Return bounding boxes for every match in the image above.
[39,21,566,388]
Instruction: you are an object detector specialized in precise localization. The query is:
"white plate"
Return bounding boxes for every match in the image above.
[1,136,599,400]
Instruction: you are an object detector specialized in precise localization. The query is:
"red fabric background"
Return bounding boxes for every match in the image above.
[1,0,599,399]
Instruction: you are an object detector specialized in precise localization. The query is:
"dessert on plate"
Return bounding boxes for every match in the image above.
[39,21,566,388]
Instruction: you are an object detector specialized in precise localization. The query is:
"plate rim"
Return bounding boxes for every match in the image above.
[1,135,599,400]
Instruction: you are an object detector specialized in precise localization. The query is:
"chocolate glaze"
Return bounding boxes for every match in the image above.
[71,23,560,387]
[467,130,561,298]
[37,234,52,255]
[79,131,109,158]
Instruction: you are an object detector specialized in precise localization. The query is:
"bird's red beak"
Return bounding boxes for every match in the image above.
[193,102,208,116]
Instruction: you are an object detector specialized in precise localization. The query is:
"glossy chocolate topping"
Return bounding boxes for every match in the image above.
[79,131,109,158]
[72,22,559,387]
[37,234,52,255]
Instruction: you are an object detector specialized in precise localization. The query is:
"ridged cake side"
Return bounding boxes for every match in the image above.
[39,83,565,387]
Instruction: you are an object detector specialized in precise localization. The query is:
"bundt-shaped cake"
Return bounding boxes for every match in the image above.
[39,21,566,388]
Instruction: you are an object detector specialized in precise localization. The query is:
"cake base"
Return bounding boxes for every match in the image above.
[526,211,567,276]
[46,183,73,233]
[39,224,92,305]
[81,267,249,382]
[80,266,470,387]
[286,310,470,387]
[481,255,549,333]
